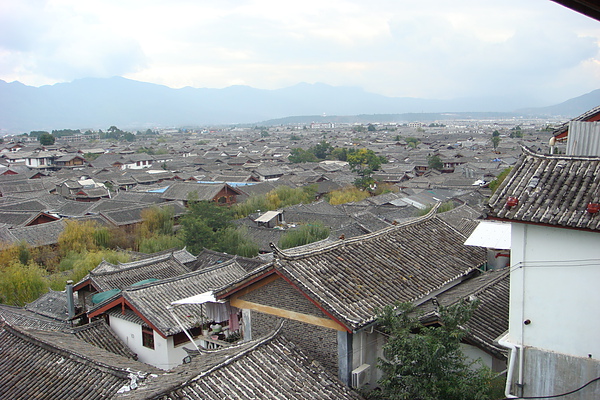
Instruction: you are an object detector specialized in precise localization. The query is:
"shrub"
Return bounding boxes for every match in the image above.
[326,186,371,205]
[278,222,330,250]
[0,262,47,306]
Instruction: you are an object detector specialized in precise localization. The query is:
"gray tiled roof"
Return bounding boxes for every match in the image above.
[55,200,96,217]
[269,212,486,330]
[116,324,363,400]
[0,322,160,400]
[0,211,41,227]
[115,260,248,337]
[4,219,66,247]
[488,147,600,230]
[99,201,186,227]
[0,304,67,331]
[71,319,138,359]
[160,182,234,201]
[191,248,266,272]
[24,289,74,321]
[437,203,483,237]
[83,253,192,292]
[417,268,510,360]
[0,198,50,212]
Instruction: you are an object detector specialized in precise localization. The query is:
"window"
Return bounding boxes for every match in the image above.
[142,326,155,349]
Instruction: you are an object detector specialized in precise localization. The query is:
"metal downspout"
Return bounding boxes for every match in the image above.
[498,333,520,398]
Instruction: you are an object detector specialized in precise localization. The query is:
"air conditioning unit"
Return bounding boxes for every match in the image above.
[351,363,371,389]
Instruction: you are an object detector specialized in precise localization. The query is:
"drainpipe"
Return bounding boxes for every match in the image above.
[66,280,75,319]
[498,334,521,398]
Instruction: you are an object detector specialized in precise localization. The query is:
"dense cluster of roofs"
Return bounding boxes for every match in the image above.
[2,110,597,399]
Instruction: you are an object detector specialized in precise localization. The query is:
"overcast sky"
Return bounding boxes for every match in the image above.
[1,0,599,105]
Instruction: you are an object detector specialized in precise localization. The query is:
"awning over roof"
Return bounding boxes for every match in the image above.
[171,291,225,305]
[464,221,511,250]
[255,210,282,223]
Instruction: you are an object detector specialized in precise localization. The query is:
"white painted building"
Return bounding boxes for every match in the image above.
[488,147,600,399]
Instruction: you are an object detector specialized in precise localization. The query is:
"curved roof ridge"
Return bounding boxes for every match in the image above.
[121,258,242,292]
[189,320,284,383]
[271,203,441,260]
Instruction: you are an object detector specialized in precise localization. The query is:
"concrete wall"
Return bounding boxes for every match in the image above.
[520,347,600,399]
[351,330,386,388]
[507,223,600,398]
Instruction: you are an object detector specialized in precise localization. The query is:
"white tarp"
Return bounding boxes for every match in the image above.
[171,291,225,306]
[464,220,511,250]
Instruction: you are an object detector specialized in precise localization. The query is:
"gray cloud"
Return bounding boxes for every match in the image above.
[0,0,598,105]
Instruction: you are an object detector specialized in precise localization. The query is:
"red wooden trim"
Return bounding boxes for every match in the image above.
[88,296,168,339]
[121,298,168,339]
[88,297,124,318]
[73,279,93,292]
[275,270,352,333]
[487,216,600,234]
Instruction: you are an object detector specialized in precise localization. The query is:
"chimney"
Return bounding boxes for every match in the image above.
[66,280,75,319]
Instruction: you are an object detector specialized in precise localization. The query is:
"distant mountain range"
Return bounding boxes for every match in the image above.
[0,77,598,134]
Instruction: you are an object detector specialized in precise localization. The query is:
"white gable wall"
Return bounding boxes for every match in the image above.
[108,315,170,370]
[108,314,209,370]
[509,222,600,358]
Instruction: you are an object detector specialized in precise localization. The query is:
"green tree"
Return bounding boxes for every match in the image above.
[367,124,377,132]
[405,137,419,148]
[331,147,348,161]
[347,148,387,189]
[491,136,501,151]
[289,148,318,163]
[375,301,494,400]
[39,132,55,145]
[58,220,101,255]
[492,130,500,137]
[30,130,49,138]
[312,140,333,159]
[139,206,175,237]
[179,199,261,256]
[427,155,443,171]
[214,226,259,257]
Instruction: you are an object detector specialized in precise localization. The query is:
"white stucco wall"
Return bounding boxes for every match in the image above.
[108,315,208,370]
[509,223,600,358]
[108,316,170,370]
[460,343,494,370]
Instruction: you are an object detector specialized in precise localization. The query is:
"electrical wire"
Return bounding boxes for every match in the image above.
[500,376,600,399]
[508,258,600,273]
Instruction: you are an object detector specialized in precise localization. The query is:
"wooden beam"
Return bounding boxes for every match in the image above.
[231,298,347,332]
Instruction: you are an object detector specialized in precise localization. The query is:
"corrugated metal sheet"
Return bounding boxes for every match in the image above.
[566,121,600,156]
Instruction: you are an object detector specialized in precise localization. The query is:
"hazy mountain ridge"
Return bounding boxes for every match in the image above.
[0,77,598,133]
